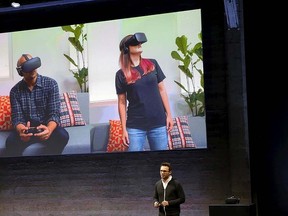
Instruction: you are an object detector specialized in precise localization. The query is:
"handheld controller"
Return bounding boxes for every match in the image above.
[25,127,44,135]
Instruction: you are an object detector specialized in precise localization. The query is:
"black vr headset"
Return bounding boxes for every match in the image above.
[16,54,41,76]
[123,32,147,54]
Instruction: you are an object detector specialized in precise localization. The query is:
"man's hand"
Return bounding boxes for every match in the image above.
[34,121,57,141]
[153,201,161,208]
[33,124,50,141]
[161,201,169,207]
[16,121,32,142]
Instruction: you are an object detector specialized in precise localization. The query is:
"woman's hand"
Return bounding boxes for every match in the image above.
[166,116,174,132]
[122,129,129,147]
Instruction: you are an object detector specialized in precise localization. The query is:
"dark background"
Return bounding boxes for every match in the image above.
[0,0,284,215]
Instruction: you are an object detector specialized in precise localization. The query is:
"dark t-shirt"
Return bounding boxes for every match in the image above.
[115,59,167,130]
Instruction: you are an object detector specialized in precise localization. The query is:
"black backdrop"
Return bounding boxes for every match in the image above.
[0,0,201,33]
[1,0,286,215]
[244,1,288,215]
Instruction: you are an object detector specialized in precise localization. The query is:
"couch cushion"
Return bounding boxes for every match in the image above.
[62,125,93,155]
[106,120,128,152]
[0,131,11,156]
[60,91,86,127]
[75,93,89,124]
[91,117,196,153]
[187,115,207,149]
[168,116,196,149]
[0,96,13,131]
[90,123,110,153]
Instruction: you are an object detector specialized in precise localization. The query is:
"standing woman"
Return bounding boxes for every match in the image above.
[115,32,173,151]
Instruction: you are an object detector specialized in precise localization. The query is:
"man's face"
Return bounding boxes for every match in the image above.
[23,69,37,81]
[160,165,171,180]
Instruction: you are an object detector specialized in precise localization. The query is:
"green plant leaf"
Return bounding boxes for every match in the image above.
[183,55,191,69]
[61,25,74,33]
[62,24,88,92]
[171,31,205,116]
[175,35,188,55]
[171,51,183,61]
[68,37,84,53]
[63,54,77,67]
[192,42,203,61]
[78,67,88,80]
[178,65,192,79]
[174,81,189,93]
[74,25,82,41]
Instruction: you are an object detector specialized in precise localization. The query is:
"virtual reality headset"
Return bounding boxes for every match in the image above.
[125,32,147,47]
[16,54,41,76]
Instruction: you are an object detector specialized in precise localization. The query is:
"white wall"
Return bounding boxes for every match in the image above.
[0,9,202,124]
[0,26,78,95]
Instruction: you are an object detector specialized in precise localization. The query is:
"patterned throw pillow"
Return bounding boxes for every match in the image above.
[59,91,86,127]
[106,120,128,152]
[168,116,196,149]
[0,96,13,131]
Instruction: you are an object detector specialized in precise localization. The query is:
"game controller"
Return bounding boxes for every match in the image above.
[25,127,43,134]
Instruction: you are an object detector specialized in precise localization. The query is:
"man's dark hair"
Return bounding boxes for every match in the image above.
[161,162,172,171]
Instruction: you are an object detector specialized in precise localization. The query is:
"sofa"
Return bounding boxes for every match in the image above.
[90,122,150,153]
[0,92,207,157]
[90,115,207,153]
[0,92,92,157]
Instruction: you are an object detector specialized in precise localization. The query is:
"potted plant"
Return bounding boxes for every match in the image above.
[61,24,88,92]
[171,32,205,116]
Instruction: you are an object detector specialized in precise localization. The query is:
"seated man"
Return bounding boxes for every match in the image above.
[5,53,69,157]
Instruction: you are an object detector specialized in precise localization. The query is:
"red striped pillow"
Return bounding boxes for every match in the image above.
[59,91,86,127]
[168,116,196,149]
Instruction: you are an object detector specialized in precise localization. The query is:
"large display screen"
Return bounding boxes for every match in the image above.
[0,3,207,157]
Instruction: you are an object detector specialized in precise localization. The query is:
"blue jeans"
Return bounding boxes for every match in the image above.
[127,126,168,151]
[5,126,69,157]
